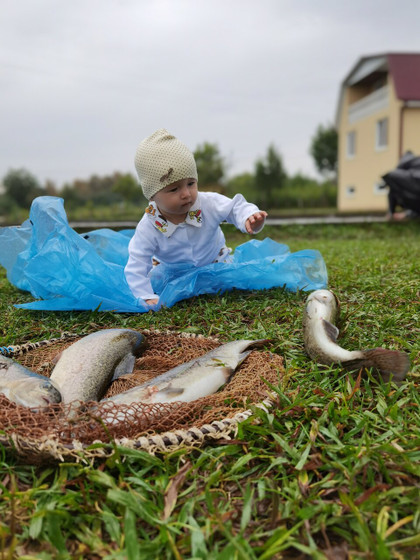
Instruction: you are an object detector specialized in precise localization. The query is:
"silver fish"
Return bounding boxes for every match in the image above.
[50,329,146,403]
[0,354,61,408]
[102,338,269,407]
[303,289,410,382]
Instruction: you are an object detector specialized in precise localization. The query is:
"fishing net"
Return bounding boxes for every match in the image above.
[0,330,283,464]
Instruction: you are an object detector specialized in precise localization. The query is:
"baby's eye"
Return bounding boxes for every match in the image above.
[168,186,178,192]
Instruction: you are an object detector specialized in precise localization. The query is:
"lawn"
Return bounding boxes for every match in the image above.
[0,221,419,559]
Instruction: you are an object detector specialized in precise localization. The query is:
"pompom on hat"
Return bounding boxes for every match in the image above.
[134,128,198,200]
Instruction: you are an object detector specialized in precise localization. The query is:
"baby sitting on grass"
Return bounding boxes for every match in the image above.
[125,128,267,305]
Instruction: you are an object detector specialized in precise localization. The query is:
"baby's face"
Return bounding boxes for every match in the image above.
[152,178,198,222]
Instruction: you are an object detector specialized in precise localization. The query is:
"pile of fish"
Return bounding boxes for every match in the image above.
[303,289,410,382]
[0,291,411,415]
[0,328,267,411]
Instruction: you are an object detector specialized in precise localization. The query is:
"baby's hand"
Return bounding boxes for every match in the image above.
[245,211,268,234]
[145,298,159,305]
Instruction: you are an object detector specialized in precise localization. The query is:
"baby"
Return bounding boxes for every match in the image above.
[124,129,267,305]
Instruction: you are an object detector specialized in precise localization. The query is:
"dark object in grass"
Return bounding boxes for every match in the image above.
[382,150,420,219]
[303,289,410,382]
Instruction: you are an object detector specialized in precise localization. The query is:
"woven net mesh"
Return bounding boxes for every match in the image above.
[0,330,284,463]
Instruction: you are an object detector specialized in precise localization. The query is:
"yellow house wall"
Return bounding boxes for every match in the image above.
[402,107,420,154]
[337,76,403,213]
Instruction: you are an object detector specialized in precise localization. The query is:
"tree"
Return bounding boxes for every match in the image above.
[61,172,136,207]
[60,183,84,209]
[3,168,45,209]
[226,172,256,202]
[193,142,226,191]
[112,173,144,204]
[310,124,338,181]
[44,180,58,196]
[254,144,287,208]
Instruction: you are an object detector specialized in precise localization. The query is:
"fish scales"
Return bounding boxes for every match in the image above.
[50,328,146,403]
[303,289,410,382]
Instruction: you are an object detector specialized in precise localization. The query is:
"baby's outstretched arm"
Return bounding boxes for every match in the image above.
[245,211,268,234]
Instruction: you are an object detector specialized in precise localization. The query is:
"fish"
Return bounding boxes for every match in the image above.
[102,338,269,407]
[0,354,62,409]
[303,289,410,382]
[49,328,147,403]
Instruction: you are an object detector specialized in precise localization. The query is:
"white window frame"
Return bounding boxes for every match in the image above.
[345,186,356,198]
[346,131,356,158]
[375,118,388,150]
[373,182,387,196]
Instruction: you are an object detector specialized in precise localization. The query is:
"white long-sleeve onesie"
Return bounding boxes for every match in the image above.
[124,191,264,301]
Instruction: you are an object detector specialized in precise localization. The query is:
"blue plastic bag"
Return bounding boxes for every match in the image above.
[81,228,131,266]
[0,196,328,312]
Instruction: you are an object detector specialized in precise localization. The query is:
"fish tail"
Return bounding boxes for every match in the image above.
[342,347,410,382]
[237,350,253,367]
[251,338,272,348]
[233,340,270,373]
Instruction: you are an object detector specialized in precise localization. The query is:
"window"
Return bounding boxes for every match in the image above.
[373,182,387,195]
[346,186,356,198]
[347,131,356,158]
[376,118,388,150]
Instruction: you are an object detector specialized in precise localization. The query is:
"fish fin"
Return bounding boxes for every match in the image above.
[221,366,235,381]
[342,348,410,382]
[51,351,63,365]
[248,339,272,348]
[237,350,252,367]
[132,333,147,357]
[111,353,136,381]
[322,319,339,342]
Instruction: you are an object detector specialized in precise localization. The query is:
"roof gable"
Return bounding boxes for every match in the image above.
[387,53,420,101]
[347,56,387,86]
[336,52,420,127]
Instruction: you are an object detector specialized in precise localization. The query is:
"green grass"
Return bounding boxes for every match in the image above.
[0,221,419,559]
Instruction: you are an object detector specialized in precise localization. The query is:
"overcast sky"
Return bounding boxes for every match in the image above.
[1,0,420,188]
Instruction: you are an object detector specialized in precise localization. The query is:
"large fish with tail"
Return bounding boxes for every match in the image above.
[50,329,147,403]
[0,354,62,409]
[303,289,410,382]
[102,338,269,407]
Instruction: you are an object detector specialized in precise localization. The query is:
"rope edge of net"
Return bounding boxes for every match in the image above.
[0,328,220,357]
[0,397,275,461]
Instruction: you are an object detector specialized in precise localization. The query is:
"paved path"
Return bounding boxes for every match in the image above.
[264,215,387,225]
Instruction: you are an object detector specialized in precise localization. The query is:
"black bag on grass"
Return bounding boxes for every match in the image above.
[382,151,420,216]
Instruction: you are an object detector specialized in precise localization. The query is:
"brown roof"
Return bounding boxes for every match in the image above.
[387,53,420,100]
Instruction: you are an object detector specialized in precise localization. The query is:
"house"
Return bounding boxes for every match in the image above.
[336,52,420,213]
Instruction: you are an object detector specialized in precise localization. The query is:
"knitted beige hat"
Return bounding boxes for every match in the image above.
[134,128,198,200]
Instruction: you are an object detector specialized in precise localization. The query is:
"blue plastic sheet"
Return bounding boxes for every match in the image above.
[0,196,328,312]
